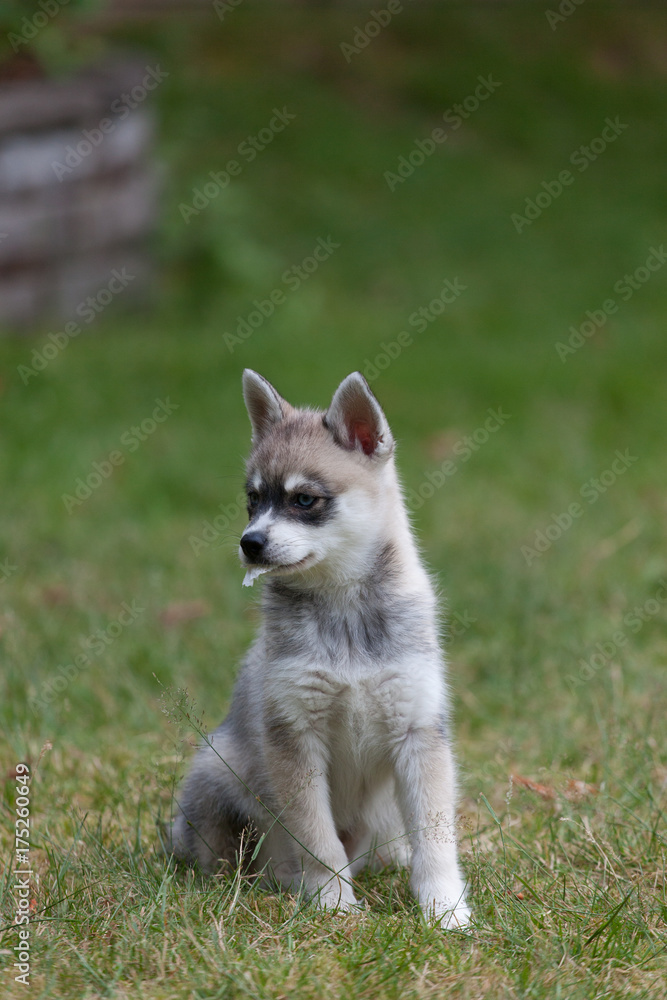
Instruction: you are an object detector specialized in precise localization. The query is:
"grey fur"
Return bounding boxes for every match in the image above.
[262,544,436,664]
[168,371,471,928]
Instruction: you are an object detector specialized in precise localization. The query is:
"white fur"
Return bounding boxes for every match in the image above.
[172,371,471,930]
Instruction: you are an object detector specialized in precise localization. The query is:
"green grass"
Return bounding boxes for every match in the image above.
[1,7,667,998]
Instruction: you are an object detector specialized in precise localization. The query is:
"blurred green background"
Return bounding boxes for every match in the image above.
[1,3,666,784]
[1,8,667,997]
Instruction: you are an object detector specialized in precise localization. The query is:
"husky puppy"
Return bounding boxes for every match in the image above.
[170,370,470,928]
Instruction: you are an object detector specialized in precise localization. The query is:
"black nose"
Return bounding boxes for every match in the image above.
[240,530,268,561]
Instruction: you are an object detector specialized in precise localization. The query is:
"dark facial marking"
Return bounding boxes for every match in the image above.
[245,472,337,527]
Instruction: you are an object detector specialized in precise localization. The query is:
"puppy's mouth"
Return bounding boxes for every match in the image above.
[241,553,315,587]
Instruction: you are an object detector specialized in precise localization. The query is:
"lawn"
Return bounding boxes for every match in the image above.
[1,6,667,998]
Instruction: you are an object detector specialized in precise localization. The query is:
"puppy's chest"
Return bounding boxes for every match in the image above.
[261,582,442,741]
[265,656,440,748]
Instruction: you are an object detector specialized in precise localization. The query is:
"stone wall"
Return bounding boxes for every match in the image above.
[0,59,158,330]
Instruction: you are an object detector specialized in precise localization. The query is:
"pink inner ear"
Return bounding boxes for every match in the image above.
[350,419,376,456]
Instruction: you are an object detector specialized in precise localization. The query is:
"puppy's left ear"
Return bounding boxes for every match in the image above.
[324,373,394,459]
[242,369,290,444]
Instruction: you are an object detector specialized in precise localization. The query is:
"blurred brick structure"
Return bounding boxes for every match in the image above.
[0,59,158,330]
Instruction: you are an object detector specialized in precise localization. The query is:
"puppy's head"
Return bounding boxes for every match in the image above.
[239,370,395,585]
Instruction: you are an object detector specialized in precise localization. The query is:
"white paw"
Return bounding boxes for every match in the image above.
[432,902,472,931]
[312,879,359,912]
[415,882,471,930]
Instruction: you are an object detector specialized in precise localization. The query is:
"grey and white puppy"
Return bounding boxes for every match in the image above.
[170,370,470,928]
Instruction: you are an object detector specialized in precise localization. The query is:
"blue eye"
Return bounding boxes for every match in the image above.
[295,494,315,508]
[248,491,259,507]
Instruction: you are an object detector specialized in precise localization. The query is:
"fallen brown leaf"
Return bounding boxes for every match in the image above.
[563,779,598,801]
[424,429,464,463]
[512,774,556,800]
[41,585,71,606]
[158,600,211,628]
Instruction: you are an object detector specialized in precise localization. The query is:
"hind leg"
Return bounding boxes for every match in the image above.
[168,733,255,872]
[169,791,248,872]
[252,823,303,891]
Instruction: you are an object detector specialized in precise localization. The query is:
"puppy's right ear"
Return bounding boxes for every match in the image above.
[325,372,394,460]
[242,370,288,444]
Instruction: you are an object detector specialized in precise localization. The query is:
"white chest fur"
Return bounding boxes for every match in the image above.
[264,654,446,751]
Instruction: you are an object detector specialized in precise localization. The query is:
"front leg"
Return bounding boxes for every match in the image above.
[393,725,471,929]
[263,721,358,911]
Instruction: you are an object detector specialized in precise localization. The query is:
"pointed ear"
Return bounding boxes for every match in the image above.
[242,370,288,443]
[324,373,394,459]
